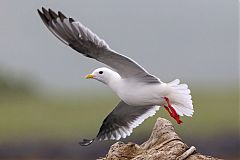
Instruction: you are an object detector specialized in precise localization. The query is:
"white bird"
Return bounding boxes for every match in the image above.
[38,8,194,146]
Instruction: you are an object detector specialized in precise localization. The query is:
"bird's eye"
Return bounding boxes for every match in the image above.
[99,71,103,74]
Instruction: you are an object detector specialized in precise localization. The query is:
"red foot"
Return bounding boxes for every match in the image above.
[163,97,183,124]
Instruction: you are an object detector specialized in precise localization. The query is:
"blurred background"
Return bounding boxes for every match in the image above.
[0,0,239,159]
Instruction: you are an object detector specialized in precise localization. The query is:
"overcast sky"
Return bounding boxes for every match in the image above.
[0,0,238,92]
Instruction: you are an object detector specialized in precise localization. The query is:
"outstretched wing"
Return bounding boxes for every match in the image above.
[79,101,160,146]
[37,7,160,83]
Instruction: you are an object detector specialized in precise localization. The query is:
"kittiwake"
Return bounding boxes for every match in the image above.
[37,8,194,146]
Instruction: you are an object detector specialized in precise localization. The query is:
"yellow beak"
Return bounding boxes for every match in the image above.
[85,74,94,79]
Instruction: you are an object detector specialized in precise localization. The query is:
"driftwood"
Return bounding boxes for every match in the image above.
[99,118,222,160]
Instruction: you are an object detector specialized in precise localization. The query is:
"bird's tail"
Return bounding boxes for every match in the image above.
[167,79,194,117]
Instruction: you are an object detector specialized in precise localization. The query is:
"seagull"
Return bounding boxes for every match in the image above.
[37,7,194,146]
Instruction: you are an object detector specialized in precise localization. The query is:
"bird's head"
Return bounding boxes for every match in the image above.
[85,67,120,84]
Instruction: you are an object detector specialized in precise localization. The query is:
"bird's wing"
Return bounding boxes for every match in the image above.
[37,7,160,83]
[79,101,160,146]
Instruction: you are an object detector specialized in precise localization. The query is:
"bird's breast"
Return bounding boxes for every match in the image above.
[114,82,168,106]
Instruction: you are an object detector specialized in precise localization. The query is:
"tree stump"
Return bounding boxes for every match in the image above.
[99,118,222,160]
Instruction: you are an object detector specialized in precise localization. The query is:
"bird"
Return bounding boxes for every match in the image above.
[37,7,194,146]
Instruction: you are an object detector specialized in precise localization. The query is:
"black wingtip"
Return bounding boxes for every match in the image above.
[37,7,46,14]
[58,11,66,21]
[37,7,49,25]
[79,139,95,146]
[69,17,75,23]
[41,7,48,14]
[48,8,58,19]
[37,9,41,15]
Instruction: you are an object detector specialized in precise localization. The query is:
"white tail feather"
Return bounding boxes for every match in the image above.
[168,79,194,117]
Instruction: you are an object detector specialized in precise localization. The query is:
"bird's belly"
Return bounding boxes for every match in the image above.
[117,84,167,106]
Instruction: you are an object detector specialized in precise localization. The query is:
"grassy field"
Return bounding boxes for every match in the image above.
[0,86,238,143]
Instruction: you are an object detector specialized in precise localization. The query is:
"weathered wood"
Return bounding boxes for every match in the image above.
[99,118,222,160]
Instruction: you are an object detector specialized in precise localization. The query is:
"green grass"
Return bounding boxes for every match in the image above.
[0,87,238,143]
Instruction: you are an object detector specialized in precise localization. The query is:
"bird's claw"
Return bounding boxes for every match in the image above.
[163,97,183,124]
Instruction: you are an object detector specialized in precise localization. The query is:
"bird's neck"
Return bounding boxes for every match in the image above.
[107,74,122,93]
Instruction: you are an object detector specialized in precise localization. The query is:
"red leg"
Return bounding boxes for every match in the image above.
[163,97,183,124]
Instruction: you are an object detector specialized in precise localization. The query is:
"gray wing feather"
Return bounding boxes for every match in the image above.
[96,101,159,141]
[79,101,159,146]
[38,7,160,83]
